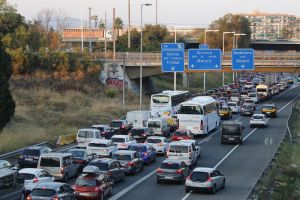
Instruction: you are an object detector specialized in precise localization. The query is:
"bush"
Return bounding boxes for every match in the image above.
[105,88,118,98]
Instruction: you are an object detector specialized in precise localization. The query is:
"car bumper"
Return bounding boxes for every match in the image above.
[75,192,100,199]
[185,186,214,192]
[157,174,183,182]
[262,112,276,117]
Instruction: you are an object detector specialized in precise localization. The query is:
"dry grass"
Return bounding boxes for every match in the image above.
[0,74,145,154]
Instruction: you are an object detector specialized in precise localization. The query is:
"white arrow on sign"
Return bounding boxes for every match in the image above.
[190,64,195,68]
[241,65,245,68]
[215,64,219,68]
[171,67,175,71]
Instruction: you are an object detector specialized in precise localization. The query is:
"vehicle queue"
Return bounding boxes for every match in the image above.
[0,73,294,199]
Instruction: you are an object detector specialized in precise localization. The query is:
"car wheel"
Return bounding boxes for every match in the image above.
[157,178,161,184]
[100,192,104,200]
[109,186,113,196]
[250,125,253,128]
[211,184,217,194]
[121,173,125,181]
[185,187,190,193]
[64,174,68,183]
[221,179,226,189]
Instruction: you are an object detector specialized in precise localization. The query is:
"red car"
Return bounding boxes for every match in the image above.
[73,166,113,200]
[171,130,193,141]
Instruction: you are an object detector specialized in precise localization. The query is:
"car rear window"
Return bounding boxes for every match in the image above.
[112,154,131,161]
[253,115,264,119]
[191,172,209,182]
[78,131,94,138]
[222,124,241,135]
[19,173,35,180]
[30,189,56,197]
[130,129,145,135]
[263,106,274,110]
[174,131,188,136]
[169,145,188,153]
[111,138,125,143]
[129,146,146,152]
[76,177,97,186]
[40,157,60,167]
[110,122,122,128]
[88,143,108,148]
[146,139,161,144]
[88,162,109,171]
[228,103,237,107]
[68,150,85,158]
[23,149,40,156]
[161,163,179,169]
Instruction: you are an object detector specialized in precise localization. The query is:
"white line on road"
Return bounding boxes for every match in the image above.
[182,192,192,200]
[278,94,300,112]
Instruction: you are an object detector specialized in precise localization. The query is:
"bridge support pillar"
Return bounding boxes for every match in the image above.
[183,73,189,88]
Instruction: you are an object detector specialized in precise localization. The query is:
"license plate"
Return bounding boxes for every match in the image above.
[228,138,235,141]
[191,182,204,187]
[245,112,250,114]
[164,176,173,179]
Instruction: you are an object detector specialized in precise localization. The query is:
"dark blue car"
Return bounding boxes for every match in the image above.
[129,144,156,165]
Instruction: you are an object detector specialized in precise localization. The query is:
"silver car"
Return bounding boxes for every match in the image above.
[185,167,225,194]
[27,182,75,200]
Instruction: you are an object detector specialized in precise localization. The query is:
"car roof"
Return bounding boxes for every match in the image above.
[19,168,45,174]
[35,182,65,190]
[193,167,216,173]
[222,121,242,125]
[78,128,98,132]
[147,136,165,140]
[114,150,135,155]
[0,168,16,178]
[130,143,150,147]
[169,141,190,146]
[40,152,72,157]
[90,158,114,164]
[253,114,265,117]
[179,139,196,144]
[112,135,128,139]
[131,127,147,130]
[162,159,183,164]
[89,139,111,144]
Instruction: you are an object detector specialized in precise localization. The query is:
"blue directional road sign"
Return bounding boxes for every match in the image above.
[161,43,184,50]
[188,49,222,70]
[232,49,255,70]
[199,44,209,49]
[161,50,185,72]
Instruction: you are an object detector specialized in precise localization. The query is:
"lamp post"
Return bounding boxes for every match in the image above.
[233,33,247,82]
[80,0,83,52]
[203,29,218,93]
[128,0,131,48]
[155,0,158,25]
[222,31,235,86]
[139,3,152,110]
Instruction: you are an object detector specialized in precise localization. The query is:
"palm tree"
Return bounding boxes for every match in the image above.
[114,17,123,37]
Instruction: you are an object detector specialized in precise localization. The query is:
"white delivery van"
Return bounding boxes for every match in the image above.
[167,141,198,167]
[147,117,170,137]
[76,128,101,148]
[126,110,151,127]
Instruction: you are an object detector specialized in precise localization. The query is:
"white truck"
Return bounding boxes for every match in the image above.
[87,139,118,158]
[147,117,170,137]
[126,110,151,127]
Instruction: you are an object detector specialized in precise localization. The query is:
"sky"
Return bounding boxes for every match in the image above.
[7,0,300,27]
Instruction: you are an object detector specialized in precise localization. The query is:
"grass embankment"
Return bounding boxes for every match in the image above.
[255,101,300,200]
[0,74,145,154]
[152,72,236,93]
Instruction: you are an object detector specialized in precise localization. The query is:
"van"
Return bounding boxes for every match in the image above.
[221,121,244,145]
[38,153,79,182]
[167,142,197,167]
[76,128,101,148]
[248,92,259,103]
[147,117,170,137]
[126,110,151,127]
[0,168,25,200]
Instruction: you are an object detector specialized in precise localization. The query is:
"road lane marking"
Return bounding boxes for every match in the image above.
[278,94,300,112]
[182,192,192,200]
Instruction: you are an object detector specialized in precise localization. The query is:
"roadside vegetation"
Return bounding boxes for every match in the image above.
[254,101,300,200]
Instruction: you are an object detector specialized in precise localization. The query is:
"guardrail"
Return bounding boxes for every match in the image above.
[0,141,56,160]
[245,106,295,200]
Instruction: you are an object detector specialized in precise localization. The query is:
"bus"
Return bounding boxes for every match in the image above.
[150,90,190,117]
[256,84,269,99]
[177,96,220,136]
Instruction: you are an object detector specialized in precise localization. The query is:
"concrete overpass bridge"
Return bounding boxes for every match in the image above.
[97,51,300,79]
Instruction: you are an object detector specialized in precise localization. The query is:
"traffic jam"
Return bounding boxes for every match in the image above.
[0,73,295,200]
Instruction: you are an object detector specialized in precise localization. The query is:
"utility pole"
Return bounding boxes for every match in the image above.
[89,7,92,53]
[128,0,131,48]
[104,11,107,62]
[113,8,116,69]
[156,0,158,25]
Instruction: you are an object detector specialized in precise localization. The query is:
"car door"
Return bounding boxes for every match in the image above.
[213,170,222,189]
[181,162,189,178]
[115,161,123,181]
[109,161,117,181]
[134,153,142,170]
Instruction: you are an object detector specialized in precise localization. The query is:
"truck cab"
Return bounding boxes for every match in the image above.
[221,121,244,145]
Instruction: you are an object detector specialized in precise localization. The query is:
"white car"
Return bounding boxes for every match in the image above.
[179,140,201,157]
[250,114,269,128]
[227,102,240,113]
[87,139,118,158]
[19,168,55,194]
[145,136,169,155]
[111,135,137,150]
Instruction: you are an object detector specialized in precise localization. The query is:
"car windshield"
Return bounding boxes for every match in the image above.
[174,131,188,136]
[78,131,94,138]
[19,173,35,180]
[129,146,147,152]
[169,145,188,153]
[148,121,161,128]
[68,150,85,158]
[161,163,179,169]
[23,149,40,156]
[191,172,209,182]
[110,122,122,128]
[111,138,125,143]
[88,143,108,148]
[130,129,145,135]
[178,105,203,115]
[30,189,56,197]
[112,154,132,161]
[263,106,274,110]
[253,115,264,119]
[76,177,97,186]
[228,103,236,107]
[40,157,60,167]
[152,95,169,104]
[88,162,109,171]
[257,88,267,92]
[146,139,162,144]
[242,105,252,109]
[222,124,241,135]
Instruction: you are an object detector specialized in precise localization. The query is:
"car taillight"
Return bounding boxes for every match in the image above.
[142,133,146,137]
[26,196,32,200]
[127,162,135,167]
[207,177,213,182]
[144,152,148,156]
[33,177,39,183]
[176,169,183,175]
[95,186,103,191]
[121,125,125,129]
[61,167,64,174]
[19,155,24,159]
[51,196,59,200]
[156,168,163,173]
[200,120,204,130]
[186,175,191,180]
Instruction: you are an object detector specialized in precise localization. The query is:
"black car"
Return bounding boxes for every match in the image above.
[240,104,254,116]
[110,120,132,135]
[0,168,25,200]
[18,146,52,168]
[88,158,125,183]
[129,127,153,143]
[156,160,190,184]
[67,149,96,172]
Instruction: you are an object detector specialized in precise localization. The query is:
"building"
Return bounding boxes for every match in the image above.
[241,11,298,40]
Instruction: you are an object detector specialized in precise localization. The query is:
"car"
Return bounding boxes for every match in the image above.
[227,102,240,113]
[18,146,52,168]
[219,106,232,120]
[167,141,198,167]
[221,121,244,145]
[19,168,55,195]
[145,136,169,156]
[250,114,269,128]
[171,130,193,141]
[128,127,153,143]
[112,150,144,174]
[240,104,254,116]
[90,125,113,139]
[27,182,75,200]
[87,139,118,158]
[129,144,156,165]
[261,104,278,118]
[239,78,247,84]
[111,135,137,150]
[179,140,201,158]
[0,160,15,170]
[156,160,190,184]
[243,98,256,110]
[185,167,225,194]
[76,128,101,148]
[87,158,125,183]
[73,166,113,200]
[67,149,96,171]
[0,168,25,200]
[110,120,132,135]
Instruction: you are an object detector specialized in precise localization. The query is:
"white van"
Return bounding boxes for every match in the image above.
[76,128,101,148]
[147,117,170,137]
[248,92,259,103]
[167,141,197,167]
[126,110,151,127]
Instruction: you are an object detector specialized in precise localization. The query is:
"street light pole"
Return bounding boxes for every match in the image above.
[80,0,83,52]
[128,0,131,48]
[140,3,152,110]
[156,0,158,25]
[222,31,234,86]
[174,26,177,91]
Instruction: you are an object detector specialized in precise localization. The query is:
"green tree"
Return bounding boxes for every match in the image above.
[114,17,123,37]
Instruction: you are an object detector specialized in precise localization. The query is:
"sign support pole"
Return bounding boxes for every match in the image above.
[174,72,177,91]
[222,72,225,86]
[203,72,206,92]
